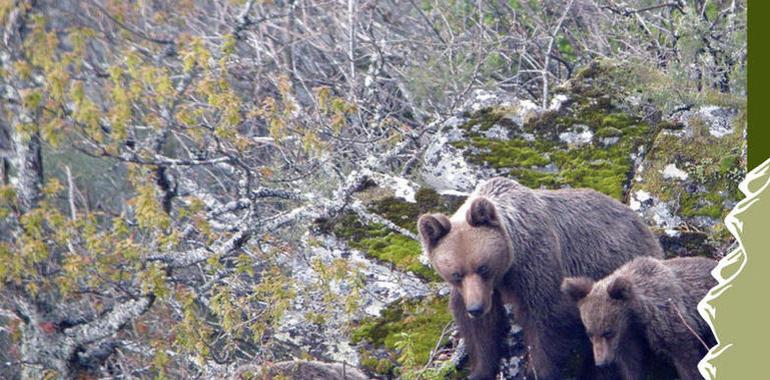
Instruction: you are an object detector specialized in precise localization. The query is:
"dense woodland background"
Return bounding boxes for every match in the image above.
[0,0,745,379]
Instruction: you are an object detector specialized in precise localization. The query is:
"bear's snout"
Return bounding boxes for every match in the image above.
[466,304,485,318]
[460,274,491,318]
[591,338,613,367]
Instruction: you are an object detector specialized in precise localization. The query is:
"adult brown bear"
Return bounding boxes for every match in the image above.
[562,256,717,380]
[417,177,663,379]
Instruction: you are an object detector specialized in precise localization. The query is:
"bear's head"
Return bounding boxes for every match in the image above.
[417,197,512,319]
[561,276,637,367]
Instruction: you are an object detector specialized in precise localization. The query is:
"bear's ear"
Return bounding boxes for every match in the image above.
[417,214,451,250]
[466,197,500,228]
[607,276,634,301]
[561,277,594,302]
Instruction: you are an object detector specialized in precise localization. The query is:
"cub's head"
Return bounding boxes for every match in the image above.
[417,197,511,319]
[561,276,637,367]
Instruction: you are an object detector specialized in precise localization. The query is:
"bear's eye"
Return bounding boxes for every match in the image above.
[477,265,489,277]
[451,272,462,282]
[602,331,614,339]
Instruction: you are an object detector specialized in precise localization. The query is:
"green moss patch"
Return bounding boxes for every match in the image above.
[328,187,464,281]
[595,126,623,138]
[330,212,434,281]
[351,295,453,377]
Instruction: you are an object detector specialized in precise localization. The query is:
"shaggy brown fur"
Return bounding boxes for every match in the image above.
[417,177,663,380]
[562,256,717,380]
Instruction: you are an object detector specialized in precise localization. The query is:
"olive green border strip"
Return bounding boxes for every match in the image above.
[748,0,769,169]
[699,158,770,379]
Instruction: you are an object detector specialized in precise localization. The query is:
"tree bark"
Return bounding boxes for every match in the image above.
[11,132,43,212]
[1,0,43,212]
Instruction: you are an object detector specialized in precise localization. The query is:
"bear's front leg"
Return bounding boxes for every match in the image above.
[450,290,507,380]
[522,327,565,380]
[613,335,647,380]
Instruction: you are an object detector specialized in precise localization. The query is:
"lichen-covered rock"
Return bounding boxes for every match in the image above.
[421,115,496,193]
[673,106,739,138]
[421,90,544,193]
[629,106,745,256]
[558,124,594,146]
[273,232,431,365]
[497,305,527,379]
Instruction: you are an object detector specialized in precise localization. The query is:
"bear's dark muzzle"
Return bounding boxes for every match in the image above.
[467,304,484,318]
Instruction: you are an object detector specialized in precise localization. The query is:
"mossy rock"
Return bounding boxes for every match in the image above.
[329,187,465,281]
[630,108,745,255]
[637,116,744,205]
[451,75,661,200]
[331,212,435,281]
[595,126,623,138]
[351,295,453,378]
[368,187,465,233]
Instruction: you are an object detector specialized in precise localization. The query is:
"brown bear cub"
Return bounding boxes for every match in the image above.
[562,256,717,380]
[417,177,663,380]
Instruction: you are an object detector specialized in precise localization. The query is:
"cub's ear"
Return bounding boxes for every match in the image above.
[466,197,500,227]
[607,276,634,301]
[417,214,451,249]
[561,277,594,302]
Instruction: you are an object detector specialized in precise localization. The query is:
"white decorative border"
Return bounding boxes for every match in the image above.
[698,158,770,379]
